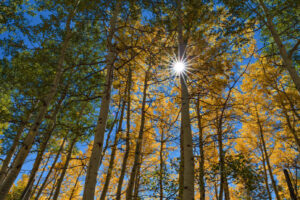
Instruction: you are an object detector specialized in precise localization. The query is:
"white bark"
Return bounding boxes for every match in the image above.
[82,2,121,199]
[0,11,74,199]
[177,0,195,199]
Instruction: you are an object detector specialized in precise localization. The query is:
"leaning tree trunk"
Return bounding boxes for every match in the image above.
[69,166,84,200]
[20,86,68,200]
[159,128,165,200]
[224,177,230,200]
[260,143,272,200]
[0,110,33,184]
[257,0,300,93]
[20,128,52,200]
[99,97,126,200]
[116,68,132,200]
[196,95,205,200]
[256,110,281,200]
[133,161,142,200]
[53,100,87,200]
[0,11,74,199]
[217,111,225,200]
[47,170,59,200]
[30,154,51,199]
[279,99,300,151]
[82,3,121,199]
[52,138,76,200]
[126,69,150,200]
[177,0,195,199]
[34,137,67,200]
[99,109,120,168]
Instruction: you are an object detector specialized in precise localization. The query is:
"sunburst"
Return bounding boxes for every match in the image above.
[170,55,188,76]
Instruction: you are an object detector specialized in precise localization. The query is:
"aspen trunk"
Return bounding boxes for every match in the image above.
[22,78,71,199]
[217,122,225,200]
[179,128,184,200]
[217,89,233,200]
[52,138,76,200]
[99,98,126,200]
[133,162,141,200]
[69,167,84,200]
[47,170,59,200]
[20,129,52,200]
[280,100,300,151]
[99,110,120,168]
[177,0,195,199]
[256,111,281,200]
[82,2,121,199]
[260,144,272,200]
[0,12,74,199]
[214,182,219,200]
[0,110,33,184]
[126,69,149,200]
[257,0,300,93]
[196,96,205,200]
[53,101,87,200]
[116,68,132,200]
[159,128,165,200]
[30,155,51,199]
[21,89,67,200]
[34,137,66,200]
[179,29,195,200]
[224,177,230,200]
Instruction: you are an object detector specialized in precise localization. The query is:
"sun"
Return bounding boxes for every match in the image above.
[171,58,187,76]
[173,61,185,73]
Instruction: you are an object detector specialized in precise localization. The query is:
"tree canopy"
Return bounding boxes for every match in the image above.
[0,0,299,199]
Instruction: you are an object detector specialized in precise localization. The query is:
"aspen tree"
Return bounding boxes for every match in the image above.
[177,0,195,199]
[126,67,151,200]
[83,1,122,199]
[116,68,132,200]
[34,137,67,200]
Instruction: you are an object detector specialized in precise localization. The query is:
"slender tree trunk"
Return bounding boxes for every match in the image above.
[100,98,126,200]
[179,127,184,200]
[99,109,120,168]
[20,130,52,200]
[257,0,300,93]
[217,90,233,200]
[214,182,219,200]
[159,128,164,200]
[30,154,51,199]
[217,119,225,200]
[35,137,66,200]
[295,163,298,199]
[0,110,33,184]
[272,83,300,149]
[260,144,272,200]
[47,170,59,200]
[256,111,281,200]
[283,169,297,200]
[177,0,195,199]
[280,101,300,151]
[22,72,72,199]
[116,68,132,200]
[52,138,76,200]
[83,2,121,199]
[20,89,67,200]
[126,69,149,200]
[53,100,87,200]
[224,177,230,200]
[23,90,69,200]
[196,96,205,200]
[133,162,141,200]
[69,167,84,200]
[0,11,74,199]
